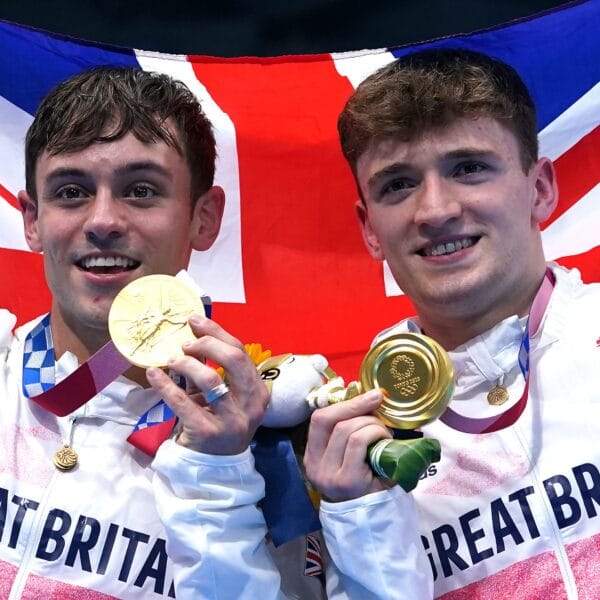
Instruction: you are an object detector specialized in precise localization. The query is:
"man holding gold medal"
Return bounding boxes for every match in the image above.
[304,48,600,597]
[0,66,430,598]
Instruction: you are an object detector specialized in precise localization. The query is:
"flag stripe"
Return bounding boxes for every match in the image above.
[0,183,18,209]
[543,184,600,263]
[135,51,246,303]
[546,125,600,227]
[390,0,600,130]
[539,81,600,161]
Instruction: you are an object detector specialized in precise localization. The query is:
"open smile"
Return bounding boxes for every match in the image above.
[419,236,479,257]
[76,255,140,274]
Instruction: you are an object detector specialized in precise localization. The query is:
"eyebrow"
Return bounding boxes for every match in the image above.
[367,162,411,188]
[44,161,173,185]
[443,148,497,161]
[115,161,173,181]
[44,167,88,184]
[367,147,498,187]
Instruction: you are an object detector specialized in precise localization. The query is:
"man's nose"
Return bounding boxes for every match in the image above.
[83,190,125,243]
[413,176,462,229]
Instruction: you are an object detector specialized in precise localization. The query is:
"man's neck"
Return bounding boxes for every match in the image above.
[415,271,549,351]
[417,312,512,351]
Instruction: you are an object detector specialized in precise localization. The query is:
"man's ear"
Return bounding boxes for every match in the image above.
[355,200,384,260]
[190,185,226,251]
[18,190,43,253]
[531,157,558,225]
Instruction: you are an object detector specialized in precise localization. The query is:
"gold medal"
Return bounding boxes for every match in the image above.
[359,333,454,429]
[53,445,78,471]
[487,385,509,406]
[108,275,206,368]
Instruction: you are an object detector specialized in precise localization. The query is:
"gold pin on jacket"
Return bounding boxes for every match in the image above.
[53,445,78,471]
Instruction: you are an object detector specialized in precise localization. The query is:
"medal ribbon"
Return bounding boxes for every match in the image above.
[23,314,131,415]
[23,293,212,454]
[439,268,555,434]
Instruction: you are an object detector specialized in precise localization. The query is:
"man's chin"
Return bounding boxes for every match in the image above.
[78,301,115,332]
[410,276,480,307]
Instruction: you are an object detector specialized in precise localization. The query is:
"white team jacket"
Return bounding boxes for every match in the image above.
[376,265,600,599]
[0,310,432,599]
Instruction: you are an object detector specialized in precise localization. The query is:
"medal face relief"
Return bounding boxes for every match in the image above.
[359,333,455,429]
[53,445,78,471]
[108,275,205,368]
[487,385,509,406]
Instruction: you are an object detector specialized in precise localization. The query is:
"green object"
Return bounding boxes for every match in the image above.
[367,438,441,492]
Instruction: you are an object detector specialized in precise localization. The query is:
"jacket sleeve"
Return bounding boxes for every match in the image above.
[320,486,434,600]
[152,439,288,600]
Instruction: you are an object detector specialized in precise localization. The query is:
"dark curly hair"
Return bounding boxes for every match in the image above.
[25,66,216,202]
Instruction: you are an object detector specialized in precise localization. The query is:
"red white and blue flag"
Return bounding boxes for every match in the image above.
[303,533,323,577]
[0,0,598,380]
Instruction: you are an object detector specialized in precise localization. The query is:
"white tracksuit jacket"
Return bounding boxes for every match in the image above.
[376,265,600,599]
[0,310,431,599]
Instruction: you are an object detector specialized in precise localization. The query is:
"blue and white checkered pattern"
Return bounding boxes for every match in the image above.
[22,313,55,398]
[132,399,175,432]
[131,372,182,432]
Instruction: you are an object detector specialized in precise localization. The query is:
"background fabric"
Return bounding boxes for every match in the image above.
[0,0,598,379]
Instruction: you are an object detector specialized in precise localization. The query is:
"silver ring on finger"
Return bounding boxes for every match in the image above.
[205,382,230,404]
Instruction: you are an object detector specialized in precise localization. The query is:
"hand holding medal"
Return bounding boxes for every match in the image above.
[254,332,453,494]
[306,333,453,493]
[110,275,270,456]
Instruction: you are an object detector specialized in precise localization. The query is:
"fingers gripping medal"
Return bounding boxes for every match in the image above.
[108,275,205,368]
[262,333,453,492]
[323,333,453,492]
[361,333,453,491]
[361,333,454,429]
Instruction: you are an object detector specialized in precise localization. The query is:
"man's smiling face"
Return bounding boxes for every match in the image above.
[355,115,556,332]
[20,126,212,347]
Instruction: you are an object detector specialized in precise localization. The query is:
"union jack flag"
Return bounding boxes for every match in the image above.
[304,533,323,577]
[0,0,598,380]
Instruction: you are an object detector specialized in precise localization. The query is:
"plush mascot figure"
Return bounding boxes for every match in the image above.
[251,347,441,493]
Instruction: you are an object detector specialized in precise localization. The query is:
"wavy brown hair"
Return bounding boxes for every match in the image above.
[338,48,538,174]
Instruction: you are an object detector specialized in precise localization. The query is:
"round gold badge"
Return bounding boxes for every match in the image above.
[108,275,206,368]
[487,385,509,406]
[53,445,78,471]
[359,332,454,429]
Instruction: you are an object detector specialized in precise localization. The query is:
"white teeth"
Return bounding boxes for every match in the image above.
[425,238,474,257]
[81,256,136,268]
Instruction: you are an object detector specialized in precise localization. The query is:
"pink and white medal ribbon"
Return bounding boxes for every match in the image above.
[22,290,212,456]
[439,268,555,434]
